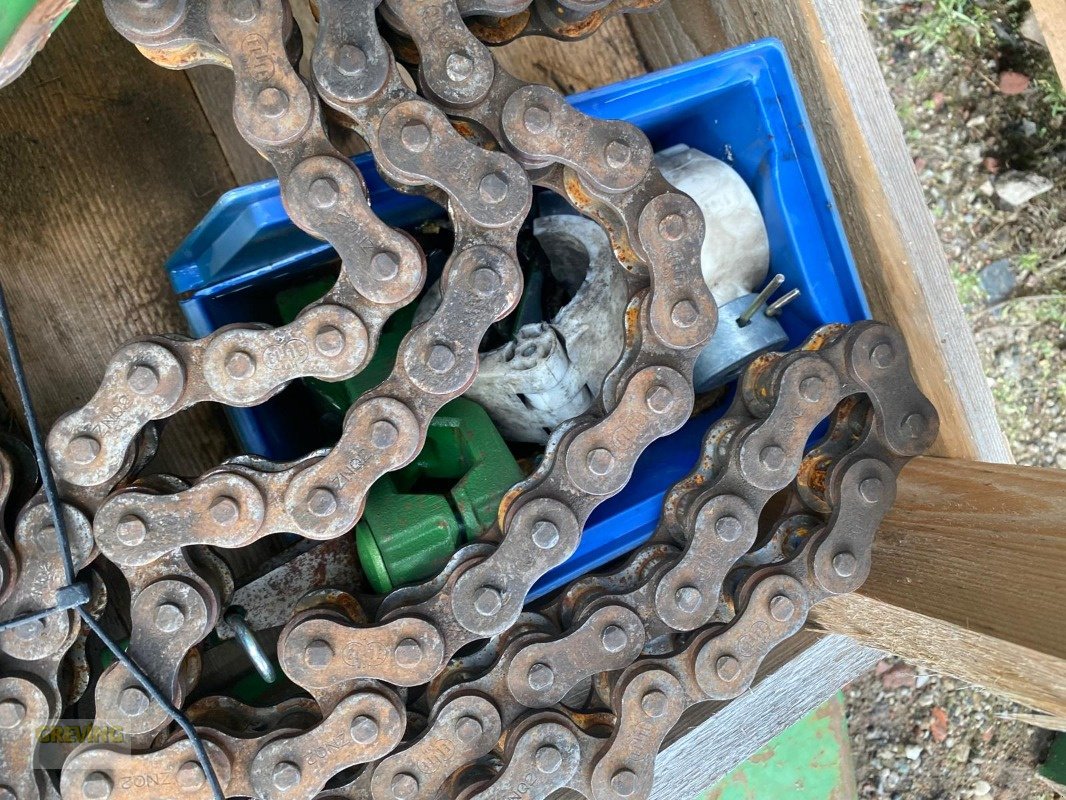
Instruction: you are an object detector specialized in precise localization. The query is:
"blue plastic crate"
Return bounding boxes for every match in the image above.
[166,39,868,600]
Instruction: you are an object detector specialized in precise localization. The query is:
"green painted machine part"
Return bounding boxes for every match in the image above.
[702,693,855,800]
[354,397,523,594]
[0,0,77,89]
[277,276,525,595]
[1038,733,1066,794]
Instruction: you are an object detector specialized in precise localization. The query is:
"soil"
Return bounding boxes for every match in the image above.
[846,2,1064,798]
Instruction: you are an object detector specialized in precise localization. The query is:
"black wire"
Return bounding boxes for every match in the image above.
[0,583,88,631]
[77,611,226,800]
[0,280,225,800]
[0,281,76,585]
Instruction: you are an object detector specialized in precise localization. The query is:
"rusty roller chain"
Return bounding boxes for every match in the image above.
[0,2,939,800]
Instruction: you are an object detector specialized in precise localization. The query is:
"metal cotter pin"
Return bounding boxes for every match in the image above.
[766,288,801,317]
[736,274,785,327]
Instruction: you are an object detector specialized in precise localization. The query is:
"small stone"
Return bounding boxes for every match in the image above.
[978,259,1016,304]
[983,156,1000,174]
[904,744,922,761]
[1020,11,1047,47]
[993,170,1054,210]
[998,71,1030,95]
[973,779,992,797]
[929,706,949,743]
[879,661,917,690]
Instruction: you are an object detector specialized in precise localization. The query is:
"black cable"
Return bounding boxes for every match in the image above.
[0,279,226,800]
[0,280,76,585]
[78,611,226,800]
[0,582,89,631]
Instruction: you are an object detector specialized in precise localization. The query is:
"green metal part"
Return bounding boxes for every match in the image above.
[277,276,524,595]
[354,397,523,594]
[0,0,77,89]
[702,692,856,800]
[1038,733,1066,792]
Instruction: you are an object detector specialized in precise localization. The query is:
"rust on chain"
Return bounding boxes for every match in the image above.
[0,1,939,799]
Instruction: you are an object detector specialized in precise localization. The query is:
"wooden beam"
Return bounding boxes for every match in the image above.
[863,457,1066,663]
[814,456,1066,716]
[0,0,234,477]
[187,68,274,185]
[493,15,647,92]
[1031,0,1066,82]
[629,0,1012,465]
[648,454,1066,788]
[814,595,1066,719]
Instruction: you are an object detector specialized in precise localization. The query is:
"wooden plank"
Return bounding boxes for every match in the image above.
[552,632,880,800]
[492,15,647,92]
[628,0,1012,465]
[187,68,274,185]
[651,455,1066,779]
[862,457,1066,663]
[0,0,235,477]
[812,456,1066,716]
[1031,0,1066,82]
[813,595,1066,718]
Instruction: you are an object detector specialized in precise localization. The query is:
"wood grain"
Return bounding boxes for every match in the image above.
[629,0,1012,465]
[812,456,1066,716]
[493,15,648,93]
[0,0,235,476]
[187,67,274,185]
[1031,0,1066,81]
[863,457,1066,662]
[813,595,1066,718]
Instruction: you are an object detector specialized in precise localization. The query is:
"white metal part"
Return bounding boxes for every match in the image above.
[447,147,775,438]
[465,323,594,444]
[416,213,629,444]
[654,144,770,305]
[464,214,628,443]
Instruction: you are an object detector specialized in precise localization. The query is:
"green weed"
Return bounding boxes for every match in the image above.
[898,0,994,51]
[953,266,987,307]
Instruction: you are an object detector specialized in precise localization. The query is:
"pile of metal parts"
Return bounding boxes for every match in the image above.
[0,1,939,799]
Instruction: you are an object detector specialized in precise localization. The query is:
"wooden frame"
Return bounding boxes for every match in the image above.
[1031,0,1066,81]
[0,0,1063,791]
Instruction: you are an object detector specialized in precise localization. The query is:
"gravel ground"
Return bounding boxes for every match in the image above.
[845,2,1064,798]
[847,659,1057,799]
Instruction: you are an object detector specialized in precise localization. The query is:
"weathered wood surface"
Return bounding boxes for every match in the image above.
[864,457,1066,663]
[1031,0,1066,81]
[493,15,646,91]
[815,456,1066,717]
[0,0,234,476]
[816,594,1066,719]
